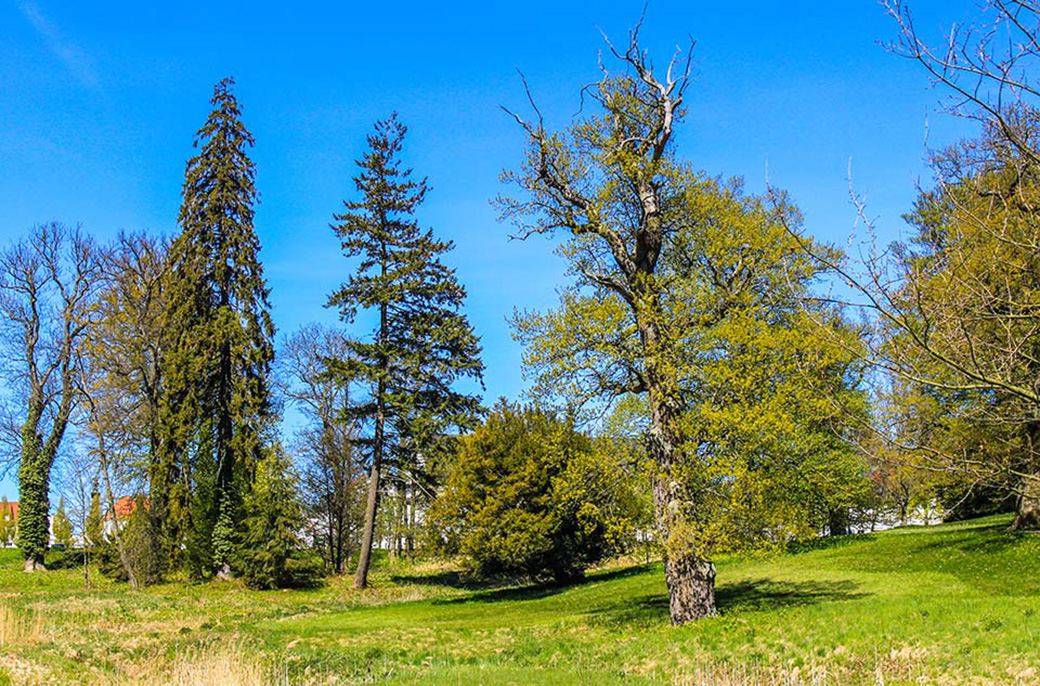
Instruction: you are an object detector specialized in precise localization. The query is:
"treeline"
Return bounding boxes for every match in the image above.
[0,81,485,590]
[1,1,1037,628]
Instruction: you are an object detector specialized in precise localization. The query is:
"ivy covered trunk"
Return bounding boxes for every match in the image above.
[17,421,51,572]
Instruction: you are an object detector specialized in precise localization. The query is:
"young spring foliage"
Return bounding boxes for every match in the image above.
[501,31,868,621]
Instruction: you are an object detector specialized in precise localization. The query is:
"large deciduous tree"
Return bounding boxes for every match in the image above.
[501,28,867,623]
[328,114,484,589]
[158,77,275,576]
[790,1,1040,530]
[0,223,102,571]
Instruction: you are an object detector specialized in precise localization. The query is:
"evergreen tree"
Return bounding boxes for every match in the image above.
[53,496,73,548]
[157,77,275,576]
[85,485,102,549]
[328,114,483,589]
[120,495,163,586]
[237,445,320,589]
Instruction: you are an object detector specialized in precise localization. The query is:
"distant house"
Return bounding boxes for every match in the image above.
[103,496,148,537]
[0,500,18,547]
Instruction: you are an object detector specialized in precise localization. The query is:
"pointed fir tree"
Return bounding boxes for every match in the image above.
[85,484,102,549]
[0,497,14,546]
[157,77,275,577]
[52,496,73,548]
[328,114,484,589]
[237,445,320,589]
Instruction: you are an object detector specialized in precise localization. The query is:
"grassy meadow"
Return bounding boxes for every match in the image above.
[0,514,1036,685]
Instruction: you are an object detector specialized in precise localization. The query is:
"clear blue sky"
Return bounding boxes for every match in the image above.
[0,0,979,499]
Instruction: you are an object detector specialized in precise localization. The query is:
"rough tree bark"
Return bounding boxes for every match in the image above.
[503,23,716,622]
[1012,476,1040,531]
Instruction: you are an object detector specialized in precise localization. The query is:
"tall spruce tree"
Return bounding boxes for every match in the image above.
[157,77,275,576]
[328,114,483,589]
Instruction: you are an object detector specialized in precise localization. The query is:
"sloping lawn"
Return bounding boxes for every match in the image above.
[0,515,1036,684]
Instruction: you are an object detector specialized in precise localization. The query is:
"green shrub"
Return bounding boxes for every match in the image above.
[430,401,642,583]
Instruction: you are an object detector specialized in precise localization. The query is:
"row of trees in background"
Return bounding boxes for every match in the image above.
[0,0,1034,628]
[0,80,484,590]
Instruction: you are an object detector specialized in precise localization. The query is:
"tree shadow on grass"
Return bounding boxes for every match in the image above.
[414,564,656,606]
[786,533,876,555]
[906,523,1024,558]
[389,570,517,592]
[585,578,867,629]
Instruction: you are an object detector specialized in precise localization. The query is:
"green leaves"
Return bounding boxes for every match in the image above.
[430,401,642,583]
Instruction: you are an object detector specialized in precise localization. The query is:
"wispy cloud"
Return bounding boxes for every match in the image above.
[16,0,98,90]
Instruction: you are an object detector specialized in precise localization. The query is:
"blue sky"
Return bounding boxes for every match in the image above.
[0,1,980,499]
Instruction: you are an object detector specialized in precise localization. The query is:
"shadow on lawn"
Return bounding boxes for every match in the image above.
[586,578,867,628]
[413,565,656,606]
[906,523,1021,557]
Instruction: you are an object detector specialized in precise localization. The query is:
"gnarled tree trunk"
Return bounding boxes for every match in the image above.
[1012,476,1040,531]
[646,370,717,622]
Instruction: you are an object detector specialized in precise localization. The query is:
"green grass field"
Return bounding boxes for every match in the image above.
[0,514,1036,685]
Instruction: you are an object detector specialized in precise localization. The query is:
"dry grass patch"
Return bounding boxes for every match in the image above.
[129,644,287,686]
[0,604,45,647]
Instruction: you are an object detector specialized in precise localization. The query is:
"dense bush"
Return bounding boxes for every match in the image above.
[429,402,642,583]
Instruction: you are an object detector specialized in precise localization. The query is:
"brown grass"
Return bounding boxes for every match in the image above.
[130,644,288,686]
[0,604,44,647]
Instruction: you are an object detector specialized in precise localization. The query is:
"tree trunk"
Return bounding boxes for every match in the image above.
[353,389,384,589]
[1011,475,1040,531]
[406,484,416,558]
[96,430,139,589]
[664,554,716,623]
[637,306,717,623]
[828,509,849,536]
[646,379,717,623]
[651,472,717,622]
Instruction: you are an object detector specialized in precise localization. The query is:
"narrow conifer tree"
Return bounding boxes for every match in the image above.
[157,77,275,576]
[52,497,73,548]
[85,485,102,548]
[328,114,483,589]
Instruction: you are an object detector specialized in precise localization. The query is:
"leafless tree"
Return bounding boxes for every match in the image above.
[0,223,103,570]
[279,324,364,574]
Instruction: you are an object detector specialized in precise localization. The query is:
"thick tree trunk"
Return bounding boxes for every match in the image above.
[646,381,717,623]
[664,554,716,623]
[651,472,717,622]
[17,414,57,571]
[828,509,849,536]
[1011,476,1040,531]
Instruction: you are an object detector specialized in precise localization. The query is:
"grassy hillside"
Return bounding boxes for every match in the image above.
[0,515,1036,684]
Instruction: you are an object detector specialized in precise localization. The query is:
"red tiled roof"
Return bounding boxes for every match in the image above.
[105,496,149,520]
[0,501,18,521]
